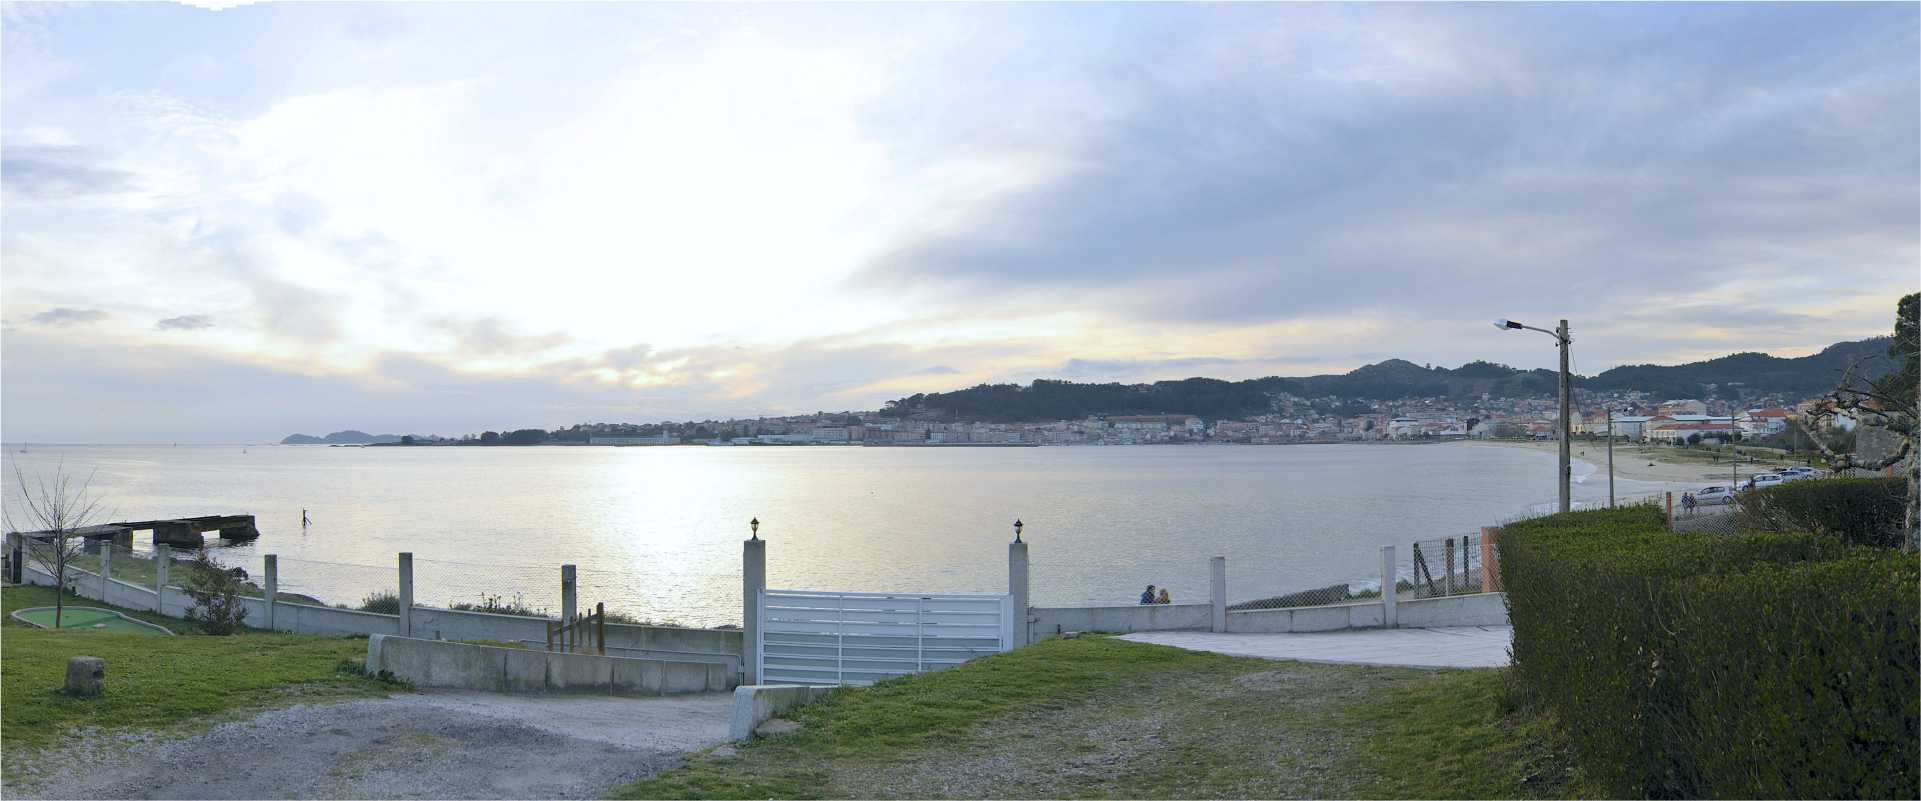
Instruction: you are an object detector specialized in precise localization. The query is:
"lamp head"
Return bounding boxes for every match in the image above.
[1494,318,1523,330]
[749,517,760,541]
[1013,518,1024,543]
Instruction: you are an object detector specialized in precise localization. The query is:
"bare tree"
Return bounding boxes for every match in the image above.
[4,465,109,627]
[1792,293,1919,549]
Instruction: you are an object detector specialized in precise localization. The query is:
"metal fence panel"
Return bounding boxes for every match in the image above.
[759,589,1011,686]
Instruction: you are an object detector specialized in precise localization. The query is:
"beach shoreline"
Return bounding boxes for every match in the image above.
[1460,438,1797,485]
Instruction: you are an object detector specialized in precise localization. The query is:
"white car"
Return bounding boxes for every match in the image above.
[1780,467,1821,480]
[1693,486,1737,506]
[1740,474,1785,492]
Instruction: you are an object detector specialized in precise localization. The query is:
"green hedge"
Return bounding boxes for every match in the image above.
[1501,506,1918,798]
[1737,476,1908,547]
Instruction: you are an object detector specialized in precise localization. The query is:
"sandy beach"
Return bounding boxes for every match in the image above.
[1461,439,1798,485]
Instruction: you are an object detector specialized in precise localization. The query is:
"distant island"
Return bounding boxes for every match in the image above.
[280,430,406,445]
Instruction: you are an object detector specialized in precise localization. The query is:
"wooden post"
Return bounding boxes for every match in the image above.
[1480,527,1500,592]
[546,620,553,652]
[596,602,605,656]
[1665,492,1675,529]
[1444,539,1455,596]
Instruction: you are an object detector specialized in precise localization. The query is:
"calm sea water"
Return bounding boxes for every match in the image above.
[1,442,1685,625]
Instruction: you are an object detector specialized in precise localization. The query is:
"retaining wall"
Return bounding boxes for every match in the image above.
[1225,600,1386,633]
[728,684,837,740]
[1028,603,1211,639]
[21,565,741,669]
[366,634,734,695]
[1395,592,1507,627]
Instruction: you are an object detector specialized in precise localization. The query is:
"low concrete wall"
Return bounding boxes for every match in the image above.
[1224,592,1507,633]
[728,684,836,740]
[1029,603,1211,639]
[366,634,734,695]
[1396,592,1508,627]
[1226,600,1385,633]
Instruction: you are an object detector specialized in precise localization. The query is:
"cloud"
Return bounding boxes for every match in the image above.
[155,314,215,331]
[0,145,138,200]
[27,307,106,326]
[430,316,568,357]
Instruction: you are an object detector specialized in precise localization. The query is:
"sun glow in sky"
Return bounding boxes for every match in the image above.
[2,2,1916,442]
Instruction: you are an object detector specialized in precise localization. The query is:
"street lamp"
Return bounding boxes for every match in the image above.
[1013,518,1024,543]
[1495,318,1573,513]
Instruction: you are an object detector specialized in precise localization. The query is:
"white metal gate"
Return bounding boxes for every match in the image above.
[757,589,1013,686]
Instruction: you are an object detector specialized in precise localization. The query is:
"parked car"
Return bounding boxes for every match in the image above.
[1780,466,1822,479]
[1694,486,1737,506]
[1739,474,1785,492]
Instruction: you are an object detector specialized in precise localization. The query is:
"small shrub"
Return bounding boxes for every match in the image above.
[448,593,544,617]
[1737,476,1907,547]
[356,591,400,615]
[183,549,251,635]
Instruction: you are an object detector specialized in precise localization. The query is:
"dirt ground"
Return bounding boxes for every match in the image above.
[10,690,733,800]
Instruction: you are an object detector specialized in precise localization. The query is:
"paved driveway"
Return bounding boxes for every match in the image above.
[14,690,734,799]
[1120,625,1512,668]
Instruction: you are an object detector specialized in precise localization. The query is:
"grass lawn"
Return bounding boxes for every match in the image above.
[10,605,169,634]
[1,585,397,782]
[611,636,1589,800]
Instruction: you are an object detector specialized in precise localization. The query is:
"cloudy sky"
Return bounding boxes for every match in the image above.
[2,2,1916,442]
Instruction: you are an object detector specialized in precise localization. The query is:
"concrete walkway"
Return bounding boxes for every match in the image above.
[1120,625,1512,669]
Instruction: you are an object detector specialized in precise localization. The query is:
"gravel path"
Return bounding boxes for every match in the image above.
[14,691,733,799]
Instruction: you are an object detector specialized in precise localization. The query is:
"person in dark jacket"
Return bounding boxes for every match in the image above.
[1139,584,1156,605]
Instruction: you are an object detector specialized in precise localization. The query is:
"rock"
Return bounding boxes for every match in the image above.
[754,718,800,737]
[709,746,738,759]
[65,656,105,697]
[1062,630,1082,639]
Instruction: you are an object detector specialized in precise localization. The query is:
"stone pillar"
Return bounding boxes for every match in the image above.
[742,536,766,684]
[1479,528,1500,592]
[398,552,414,637]
[7,531,21,584]
[1379,545,1397,628]
[1008,538,1030,648]
[560,564,577,627]
[1209,556,1227,633]
[99,544,113,600]
[264,555,279,631]
[153,545,171,614]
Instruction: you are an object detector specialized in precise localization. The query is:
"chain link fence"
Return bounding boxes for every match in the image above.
[1402,533,1500,598]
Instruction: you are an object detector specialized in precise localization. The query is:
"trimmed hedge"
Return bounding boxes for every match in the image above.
[1502,506,1918,798]
[1737,476,1908,547]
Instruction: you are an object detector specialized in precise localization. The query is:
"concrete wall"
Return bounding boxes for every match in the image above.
[1396,592,1508,628]
[1029,603,1211,639]
[366,634,734,695]
[1226,600,1385,633]
[23,565,740,666]
[729,684,836,740]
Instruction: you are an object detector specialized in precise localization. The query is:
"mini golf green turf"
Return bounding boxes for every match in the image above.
[13,607,167,633]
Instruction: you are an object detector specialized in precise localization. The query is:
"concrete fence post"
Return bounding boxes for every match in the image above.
[153,544,171,613]
[264,554,279,631]
[398,552,414,637]
[560,564,577,627]
[1209,556,1227,633]
[1379,544,1397,628]
[1665,491,1675,529]
[1007,537,1030,648]
[99,544,113,600]
[7,532,21,584]
[1479,528,1500,592]
[742,535,766,684]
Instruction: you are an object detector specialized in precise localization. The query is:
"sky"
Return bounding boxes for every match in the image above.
[2,2,1917,442]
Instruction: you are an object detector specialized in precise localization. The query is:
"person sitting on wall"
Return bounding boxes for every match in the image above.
[1139,584,1156,605]
[1157,588,1171,605]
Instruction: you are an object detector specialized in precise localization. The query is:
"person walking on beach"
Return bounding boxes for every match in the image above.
[1139,585,1156,605]
[1156,588,1171,605]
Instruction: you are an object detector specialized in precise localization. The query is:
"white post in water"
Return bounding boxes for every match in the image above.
[742,519,766,684]
[1008,520,1029,648]
[1209,556,1227,633]
[560,564,577,629]
[99,544,113,600]
[264,554,279,631]
[397,552,414,637]
[153,544,171,613]
[1379,545,1397,628]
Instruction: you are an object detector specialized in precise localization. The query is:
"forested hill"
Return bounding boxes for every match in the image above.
[879,337,1894,422]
